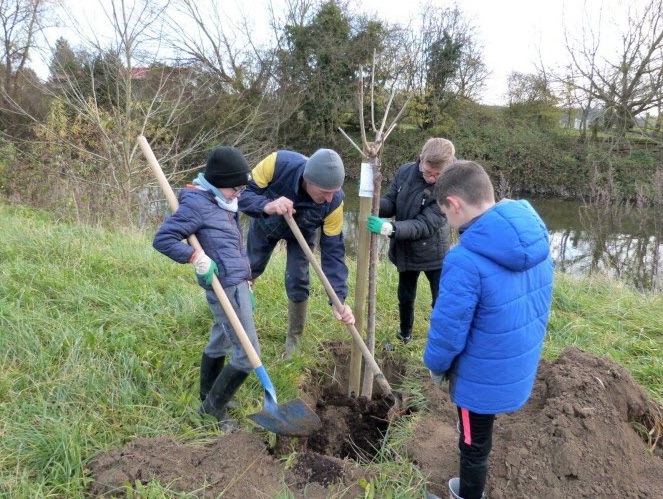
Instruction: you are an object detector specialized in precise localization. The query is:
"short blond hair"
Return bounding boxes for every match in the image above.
[420,138,456,168]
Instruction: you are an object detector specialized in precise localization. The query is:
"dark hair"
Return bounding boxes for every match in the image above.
[434,160,495,207]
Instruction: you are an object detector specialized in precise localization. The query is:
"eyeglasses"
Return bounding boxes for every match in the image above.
[419,163,442,180]
[232,185,247,195]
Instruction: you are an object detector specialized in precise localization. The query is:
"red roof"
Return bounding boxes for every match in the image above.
[129,67,148,80]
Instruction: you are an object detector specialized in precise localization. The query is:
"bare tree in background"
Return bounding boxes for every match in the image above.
[0,0,53,135]
[20,0,221,224]
[164,0,282,158]
[268,0,316,31]
[0,0,45,98]
[558,68,597,141]
[561,0,663,141]
[264,0,317,145]
[167,0,273,95]
[403,2,488,129]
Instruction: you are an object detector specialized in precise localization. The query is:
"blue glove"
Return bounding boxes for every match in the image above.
[367,215,394,236]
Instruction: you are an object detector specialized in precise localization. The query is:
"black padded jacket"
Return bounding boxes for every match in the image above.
[379,161,450,272]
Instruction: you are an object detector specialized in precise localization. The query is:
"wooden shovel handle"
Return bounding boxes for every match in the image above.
[283,214,393,396]
[137,135,262,370]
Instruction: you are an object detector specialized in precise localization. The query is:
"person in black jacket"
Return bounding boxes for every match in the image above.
[367,138,455,344]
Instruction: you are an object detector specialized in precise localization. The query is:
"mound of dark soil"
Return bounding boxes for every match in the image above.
[87,347,663,497]
[409,347,663,498]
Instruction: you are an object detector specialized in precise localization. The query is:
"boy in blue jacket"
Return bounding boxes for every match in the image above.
[153,146,257,430]
[424,160,554,499]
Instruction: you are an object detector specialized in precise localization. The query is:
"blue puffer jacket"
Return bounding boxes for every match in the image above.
[424,199,554,414]
[153,186,251,289]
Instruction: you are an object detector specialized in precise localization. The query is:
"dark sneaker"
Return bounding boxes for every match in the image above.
[448,477,485,499]
[396,332,412,344]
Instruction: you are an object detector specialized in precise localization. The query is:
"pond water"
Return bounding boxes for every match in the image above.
[339,183,662,293]
[148,183,662,293]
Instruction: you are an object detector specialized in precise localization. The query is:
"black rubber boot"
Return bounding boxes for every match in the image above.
[199,353,225,402]
[200,365,249,431]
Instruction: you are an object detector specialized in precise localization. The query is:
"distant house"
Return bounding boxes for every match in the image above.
[120,67,149,80]
[559,106,653,131]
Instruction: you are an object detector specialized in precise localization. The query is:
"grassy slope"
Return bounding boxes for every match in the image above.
[1,202,661,496]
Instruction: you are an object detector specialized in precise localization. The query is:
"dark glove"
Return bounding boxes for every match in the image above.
[429,370,449,393]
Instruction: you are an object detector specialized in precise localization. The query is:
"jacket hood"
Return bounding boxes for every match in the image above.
[461,199,550,271]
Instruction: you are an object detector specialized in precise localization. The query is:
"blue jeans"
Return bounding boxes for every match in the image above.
[457,407,495,499]
[246,215,319,303]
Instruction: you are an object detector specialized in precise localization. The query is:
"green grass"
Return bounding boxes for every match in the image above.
[546,273,663,401]
[1,201,662,497]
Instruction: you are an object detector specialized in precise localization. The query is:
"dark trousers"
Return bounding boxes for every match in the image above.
[246,219,314,303]
[457,407,495,499]
[397,269,441,335]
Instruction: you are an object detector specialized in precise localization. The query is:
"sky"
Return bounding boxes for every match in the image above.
[38,0,611,106]
[357,0,589,105]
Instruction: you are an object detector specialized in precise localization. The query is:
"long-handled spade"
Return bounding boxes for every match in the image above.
[137,135,321,437]
[283,214,404,417]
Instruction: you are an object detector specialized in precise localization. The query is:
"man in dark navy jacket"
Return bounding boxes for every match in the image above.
[239,149,354,357]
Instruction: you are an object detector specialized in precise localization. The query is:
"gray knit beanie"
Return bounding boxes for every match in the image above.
[303,149,345,189]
